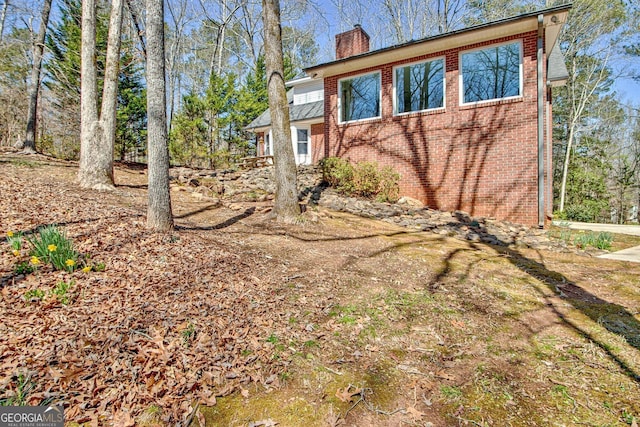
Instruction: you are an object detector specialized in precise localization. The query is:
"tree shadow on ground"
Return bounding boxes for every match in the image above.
[262,212,640,383]
[497,245,640,381]
[177,207,256,231]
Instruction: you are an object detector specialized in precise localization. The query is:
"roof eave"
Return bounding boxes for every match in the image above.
[305,4,571,79]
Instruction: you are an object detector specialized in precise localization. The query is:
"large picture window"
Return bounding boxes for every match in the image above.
[339,72,381,122]
[395,59,444,114]
[461,41,521,104]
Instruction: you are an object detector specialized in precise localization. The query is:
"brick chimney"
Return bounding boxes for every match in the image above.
[335,24,370,59]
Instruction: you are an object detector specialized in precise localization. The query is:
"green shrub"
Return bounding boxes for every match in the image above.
[553,210,568,220]
[320,157,353,189]
[563,200,608,223]
[320,157,400,202]
[28,225,80,272]
[352,162,381,197]
[376,166,400,203]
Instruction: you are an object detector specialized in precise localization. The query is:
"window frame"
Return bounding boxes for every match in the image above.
[337,71,382,124]
[296,128,309,156]
[264,131,271,156]
[459,40,523,106]
[392,57,446,116]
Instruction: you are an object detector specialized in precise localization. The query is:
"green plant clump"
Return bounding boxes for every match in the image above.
[14,262,35,275]
[6,231,23,251]
[573,231,613,250]
[24,289,45,302]
[51,280,74,305]
[0,374,35,406]
[28,225,80,272]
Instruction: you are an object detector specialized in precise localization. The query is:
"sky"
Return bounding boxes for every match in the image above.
[301,0,640,108]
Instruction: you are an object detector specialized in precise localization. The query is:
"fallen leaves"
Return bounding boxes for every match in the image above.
[0,161,325,424]
[335,384,363,403]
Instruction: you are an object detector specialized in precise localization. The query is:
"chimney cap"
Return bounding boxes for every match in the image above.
[354,23,361,29]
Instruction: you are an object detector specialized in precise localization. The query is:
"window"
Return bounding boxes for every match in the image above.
[461,41,521,104]
[339,72,381,122]
[264,132,271,156]
[297,129,308,155]
[394,58,444,114]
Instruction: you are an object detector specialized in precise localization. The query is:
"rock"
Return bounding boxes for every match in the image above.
[168,162,597,254]
[397,196,424,208]
[466,232,481,242]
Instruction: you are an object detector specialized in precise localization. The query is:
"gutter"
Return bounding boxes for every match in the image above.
[537,14,545,228]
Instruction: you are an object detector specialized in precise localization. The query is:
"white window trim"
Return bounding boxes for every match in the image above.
[392,57,446,116]
[458,40,523,106]
[294,126,311,163]
[264,131,272,156]
[337,71,382,124]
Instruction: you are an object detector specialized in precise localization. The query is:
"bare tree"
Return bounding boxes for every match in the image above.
[17,0,52,153]
[0,0,9,44]
[557,0,628,212]
[262,0,299,222]
[146,0,174,230]
[78,0,125,189]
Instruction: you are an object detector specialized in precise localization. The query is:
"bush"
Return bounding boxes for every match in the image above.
[320,157,353,188]
[320,157,400,203]
[352,162,381,198]
[376,166,400,203]
[563,200,608,223]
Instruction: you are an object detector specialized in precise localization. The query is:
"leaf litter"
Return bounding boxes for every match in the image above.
[0,158,328,424]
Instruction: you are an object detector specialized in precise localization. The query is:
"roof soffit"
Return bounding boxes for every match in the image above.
[306,6,570,79]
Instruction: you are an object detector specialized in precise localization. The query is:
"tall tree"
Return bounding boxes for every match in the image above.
[0,27,30,147]
[78,0,124,189]
[556,0,627,212]
[17,0,52,153]
[146,0,173,230]
[262,0,299,222]
[0,0,9,43]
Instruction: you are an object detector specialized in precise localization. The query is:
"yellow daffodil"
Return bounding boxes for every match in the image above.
[12,249,20,257]
[82,266,92,273]
[30,256,40,265]
[48,244,57,252]
[7,231,14,238]
[65,259,76,267]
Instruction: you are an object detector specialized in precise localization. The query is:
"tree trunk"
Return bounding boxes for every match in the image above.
[262,0,299,223]
[78,0,106,188]
[146,0,174,231]
[0,0,9,44]
[78,0,119,190]
[98,0,124,175]
[19,0,52,153]
[558,123,575,212]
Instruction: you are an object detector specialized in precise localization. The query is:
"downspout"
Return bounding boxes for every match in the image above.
[537,14,545,228]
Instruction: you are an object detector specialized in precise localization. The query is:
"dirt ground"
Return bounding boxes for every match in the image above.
[1,153,639,427]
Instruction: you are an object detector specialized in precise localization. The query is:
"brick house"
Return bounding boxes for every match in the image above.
[247,5,571,226]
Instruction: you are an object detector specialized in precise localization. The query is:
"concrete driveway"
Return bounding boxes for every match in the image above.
[551,220,640,263]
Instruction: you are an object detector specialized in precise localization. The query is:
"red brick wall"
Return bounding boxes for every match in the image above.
[323,31,550,226]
